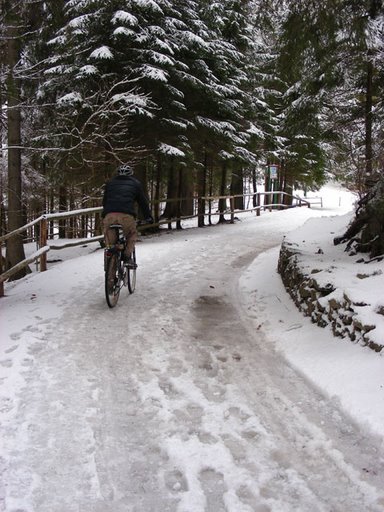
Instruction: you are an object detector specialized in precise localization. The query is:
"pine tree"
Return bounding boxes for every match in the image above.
[1,0,46,277]
[334,0,384,190]
[39,0,156,170]
[272,2,333,192]
[332,0,384,258]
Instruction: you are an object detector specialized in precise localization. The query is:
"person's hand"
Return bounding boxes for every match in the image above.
[145,217,154,224]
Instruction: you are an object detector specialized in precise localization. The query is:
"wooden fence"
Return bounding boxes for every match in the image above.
[0,190,311,297]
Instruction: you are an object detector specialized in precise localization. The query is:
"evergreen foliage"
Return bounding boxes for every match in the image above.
[1,0,384,271]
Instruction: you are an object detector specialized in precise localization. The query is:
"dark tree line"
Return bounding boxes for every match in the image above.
[1,0,383,277]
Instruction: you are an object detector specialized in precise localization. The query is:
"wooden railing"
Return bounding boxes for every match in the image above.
[0,190,310,297]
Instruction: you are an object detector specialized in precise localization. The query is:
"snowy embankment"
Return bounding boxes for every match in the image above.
[240,216,384,438]
[1,182,384,512]
[278,214,384,351]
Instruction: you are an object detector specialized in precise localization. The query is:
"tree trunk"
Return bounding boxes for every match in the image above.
[180,167,194,216]
[231,168,244,210]
[154,154,161,223]
[49,189,55,238]
[364,0,382,189]
[218,161,228,223]
[58,185,67,238]
[176,167,182,230]
[197,150,207,227]
[252,168,258,207]
[162,158,178,220]
[0,159,6,237]
[282,162,293,206]
[0,83,6,237]
[5,3,29,279]
[364,54,374,188]
[69,186,75,238]
[264,165,271,206]
[208,164,213,225]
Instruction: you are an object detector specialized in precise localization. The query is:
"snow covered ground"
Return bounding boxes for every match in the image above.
[1,182,384,512]
[241,212,384,438]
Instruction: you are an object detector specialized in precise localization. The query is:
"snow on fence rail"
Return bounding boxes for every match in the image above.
[302,196,323,207]
[0,191,310,297]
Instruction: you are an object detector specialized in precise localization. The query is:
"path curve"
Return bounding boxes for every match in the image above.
[2,212,384,512]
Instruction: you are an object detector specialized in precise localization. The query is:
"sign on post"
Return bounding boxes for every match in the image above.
[269,164,278,180]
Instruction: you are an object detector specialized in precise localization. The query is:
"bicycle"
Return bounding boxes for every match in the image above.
[104,224,136,308]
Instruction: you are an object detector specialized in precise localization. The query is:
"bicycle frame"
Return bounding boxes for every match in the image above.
[104,224,136,307]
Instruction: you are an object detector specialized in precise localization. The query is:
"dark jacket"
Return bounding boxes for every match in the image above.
[102,175,152,219]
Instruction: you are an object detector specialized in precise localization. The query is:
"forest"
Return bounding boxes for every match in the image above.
[1,0,383,278]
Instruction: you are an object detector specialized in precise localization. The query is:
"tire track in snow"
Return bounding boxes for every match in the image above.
[1,218,384,511]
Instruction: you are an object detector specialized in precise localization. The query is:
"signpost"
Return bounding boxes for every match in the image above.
[267,164,279,208]
[269,164,278,180]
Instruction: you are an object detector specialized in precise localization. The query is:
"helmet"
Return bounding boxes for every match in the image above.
[118,164,133,176]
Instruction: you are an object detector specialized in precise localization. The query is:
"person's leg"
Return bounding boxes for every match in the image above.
[124,218,137,258]
[118,214,137,257]
[103,213,119,247]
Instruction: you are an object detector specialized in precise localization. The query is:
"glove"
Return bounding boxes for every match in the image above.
[145,217,154,224]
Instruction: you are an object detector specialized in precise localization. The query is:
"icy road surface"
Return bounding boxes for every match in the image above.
[1,205,384,512]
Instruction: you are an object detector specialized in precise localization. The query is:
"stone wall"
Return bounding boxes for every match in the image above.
[278,241,383,353]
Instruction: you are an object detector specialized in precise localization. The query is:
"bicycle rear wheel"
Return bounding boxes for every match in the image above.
[105,252,122,307]
[127,249,136,294]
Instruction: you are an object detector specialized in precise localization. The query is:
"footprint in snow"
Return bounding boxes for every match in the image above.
[164,469,189,493]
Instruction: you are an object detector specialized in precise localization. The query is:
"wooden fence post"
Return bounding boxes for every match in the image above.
[39,217,48,272]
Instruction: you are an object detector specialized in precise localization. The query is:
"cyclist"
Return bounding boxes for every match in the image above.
[102,164,153,265]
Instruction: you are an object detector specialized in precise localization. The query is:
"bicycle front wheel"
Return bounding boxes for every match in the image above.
[105,253,122,307]
[127,249,136,294]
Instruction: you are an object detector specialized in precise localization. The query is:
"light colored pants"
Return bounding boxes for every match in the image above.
[103,213,137,257]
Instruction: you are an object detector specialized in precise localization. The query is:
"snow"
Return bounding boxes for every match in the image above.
[1,182,384,511]
[44,65,70,76]
[280,211,384,347]
[158,143,186,157]
[68,14,92,29]
[240,216,384,437]
[131,0,164,14]
[113,27,136,38]
[46,35,66,46]
[111,10,138,26]
[196,117,236,135]
[139,64,169,82]
[180,31,208,49]
[57,91,83,106]
[148,50,175,66]
[247,123,265,138]
[89,46,114,60]
[111,92,148,108]
[77,65,99,76]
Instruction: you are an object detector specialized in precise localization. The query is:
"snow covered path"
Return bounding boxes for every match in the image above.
[2,201,384,511]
